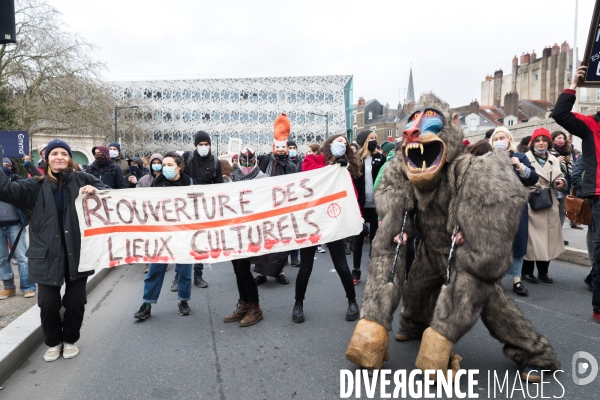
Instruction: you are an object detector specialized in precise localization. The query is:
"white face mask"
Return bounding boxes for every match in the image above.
[493,140,509,152]
[197,145,210,157]
[109,150,119,159]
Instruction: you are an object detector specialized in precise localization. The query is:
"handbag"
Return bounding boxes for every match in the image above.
[565,187,592,225]
[528,172,553,211]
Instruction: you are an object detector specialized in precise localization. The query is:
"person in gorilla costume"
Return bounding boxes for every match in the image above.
[345,93,559,383]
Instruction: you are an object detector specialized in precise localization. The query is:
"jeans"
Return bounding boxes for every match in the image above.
[38,277,87,347]
[296,239,355,302]
[143,263,191,303]
[174,263,203,282]
[0,225,36,292]
[353,207,379,271]
[591,200,600,310]
[507,257,523,277]
[290,249,299,261]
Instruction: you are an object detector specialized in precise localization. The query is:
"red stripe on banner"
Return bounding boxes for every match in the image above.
[83,190,348,237]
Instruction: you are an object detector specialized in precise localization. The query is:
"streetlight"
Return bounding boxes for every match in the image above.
[309,111,329,136]
[114,105,139,144]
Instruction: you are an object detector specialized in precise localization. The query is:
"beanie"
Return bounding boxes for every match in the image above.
[274,113,291,142]
[194,131,211,146]
[45,139,73,160]
[108,142,121,152]
[381,141,395,154]
[286,139,297,148]
[356,130,372,148]
[529,128,552,144]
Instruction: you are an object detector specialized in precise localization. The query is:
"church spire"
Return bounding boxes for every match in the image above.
[406,64,415,104]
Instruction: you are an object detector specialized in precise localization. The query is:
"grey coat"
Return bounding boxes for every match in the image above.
[0,171,108,286]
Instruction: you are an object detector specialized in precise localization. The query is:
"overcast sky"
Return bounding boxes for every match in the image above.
[49,0,595,108]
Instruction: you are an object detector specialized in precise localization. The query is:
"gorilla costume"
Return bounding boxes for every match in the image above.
[345,94,559,382]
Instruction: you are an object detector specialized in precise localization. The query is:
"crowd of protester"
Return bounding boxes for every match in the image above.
[0,76,598,364]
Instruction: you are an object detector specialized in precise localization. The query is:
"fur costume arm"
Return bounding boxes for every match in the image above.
[453,154,528,282]
[361,155,416,330]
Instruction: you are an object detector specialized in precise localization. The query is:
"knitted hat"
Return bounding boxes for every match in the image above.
[462,139,471,147]
[194,131,211,146]
[108,142,121,152]
[274,113,291,142]
[45,139,73,159]
[381,142,395,154]
[286,139,297,148]
[529,127,552,144]
[92,145,110,161]
[2,157,11,165]
[356,130,372,147]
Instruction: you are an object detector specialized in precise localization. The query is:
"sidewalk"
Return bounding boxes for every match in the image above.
[557,222,592,267]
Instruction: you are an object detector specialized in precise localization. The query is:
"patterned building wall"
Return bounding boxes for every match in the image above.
[110,75,353,156]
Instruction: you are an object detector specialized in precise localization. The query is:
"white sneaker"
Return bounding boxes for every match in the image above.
[317,246,326,253]
[44,343,63,362]
[63,342,79,359]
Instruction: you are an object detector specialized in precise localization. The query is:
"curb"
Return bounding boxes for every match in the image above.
[0,267,113,384]
[555,247,592,267]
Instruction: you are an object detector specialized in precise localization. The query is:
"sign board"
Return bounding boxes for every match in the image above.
[75,165,362,271]
[0,131,29,157]
[583,0,600,86]
[228,138,242,154]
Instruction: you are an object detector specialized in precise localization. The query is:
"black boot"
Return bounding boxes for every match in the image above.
[292,301,304,323]
[346,299,359,321]
[585,274,593,292]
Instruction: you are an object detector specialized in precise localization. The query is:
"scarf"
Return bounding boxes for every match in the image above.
[265,154,277,177]
[554,146,570,157]
[231,166,260,182]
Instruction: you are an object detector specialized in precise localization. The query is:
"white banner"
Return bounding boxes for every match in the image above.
[76,165,362,271]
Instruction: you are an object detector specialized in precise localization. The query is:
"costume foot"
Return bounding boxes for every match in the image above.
[346,318,390,369]
[394,330,414,341]
[521,365,542,383]
[415,327,462,381]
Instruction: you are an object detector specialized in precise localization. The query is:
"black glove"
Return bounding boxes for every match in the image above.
[336,158,348,167]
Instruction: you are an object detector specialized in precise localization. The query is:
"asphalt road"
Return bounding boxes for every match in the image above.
[1,250,600,399]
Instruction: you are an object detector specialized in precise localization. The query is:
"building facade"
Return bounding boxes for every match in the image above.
[109,75,353,156]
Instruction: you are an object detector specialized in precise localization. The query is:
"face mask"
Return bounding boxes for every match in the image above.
[367,140,377,152]
[197,145,210,157]
[162,166,177,180]
[554,139,566,147]
[493,140,508,151]
[3,167,11,176]
[276,154,287,160]
[289,149,297,158]
[109,150,119,159]
[129,165,137,172]
[151,164,162,172]
[331,141,346,157]
[533,148,548,154]
[240,166,256,176]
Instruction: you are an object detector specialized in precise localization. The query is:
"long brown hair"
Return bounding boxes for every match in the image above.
[220,159,233,177]
[357,132,377,160]
[41,158,80,182]
[320,134,362,178]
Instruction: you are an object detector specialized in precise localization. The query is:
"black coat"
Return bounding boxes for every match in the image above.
[257,154,298,176]
[182,150,224,185]
[0,171,109,286]
[86,161,126,189]
[509,152,539,258]
[353,153,385,212]
[124,157,147,188]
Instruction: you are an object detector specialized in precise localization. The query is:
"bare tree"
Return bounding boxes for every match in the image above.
[0,0,149,151]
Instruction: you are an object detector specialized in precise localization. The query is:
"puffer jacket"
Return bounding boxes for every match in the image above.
[0,170,109,286]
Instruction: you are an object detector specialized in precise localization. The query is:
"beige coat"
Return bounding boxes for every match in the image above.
[524,151,565,261]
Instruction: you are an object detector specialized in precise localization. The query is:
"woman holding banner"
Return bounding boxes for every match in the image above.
[0,139,109,362]
[134,152,195,320]
[292,134,361,323]
[223,147,267,327]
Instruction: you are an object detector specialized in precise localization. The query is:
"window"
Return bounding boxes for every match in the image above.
[388,129,392,138]
[581,88,589,102]
[596,89,600,102]
[396,128,400,137]
[368,111,373,120]
[469,118,477,131]
[507,120,514,126]
[353,113,357,123]
[534,74,539,81]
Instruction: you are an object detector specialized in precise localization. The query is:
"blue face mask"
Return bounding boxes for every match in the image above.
[129,165,137,172]
[162,166,177,180]
[533,148,548,154]
[331,141,346,158]
[3,167,11,177]
[151,164,162,172]
[289,149,297,158]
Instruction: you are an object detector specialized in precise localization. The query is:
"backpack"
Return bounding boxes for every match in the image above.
[8,180,43,262]
[185,151,219,180]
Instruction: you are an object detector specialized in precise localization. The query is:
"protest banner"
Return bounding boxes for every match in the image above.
[76,165,362,271]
